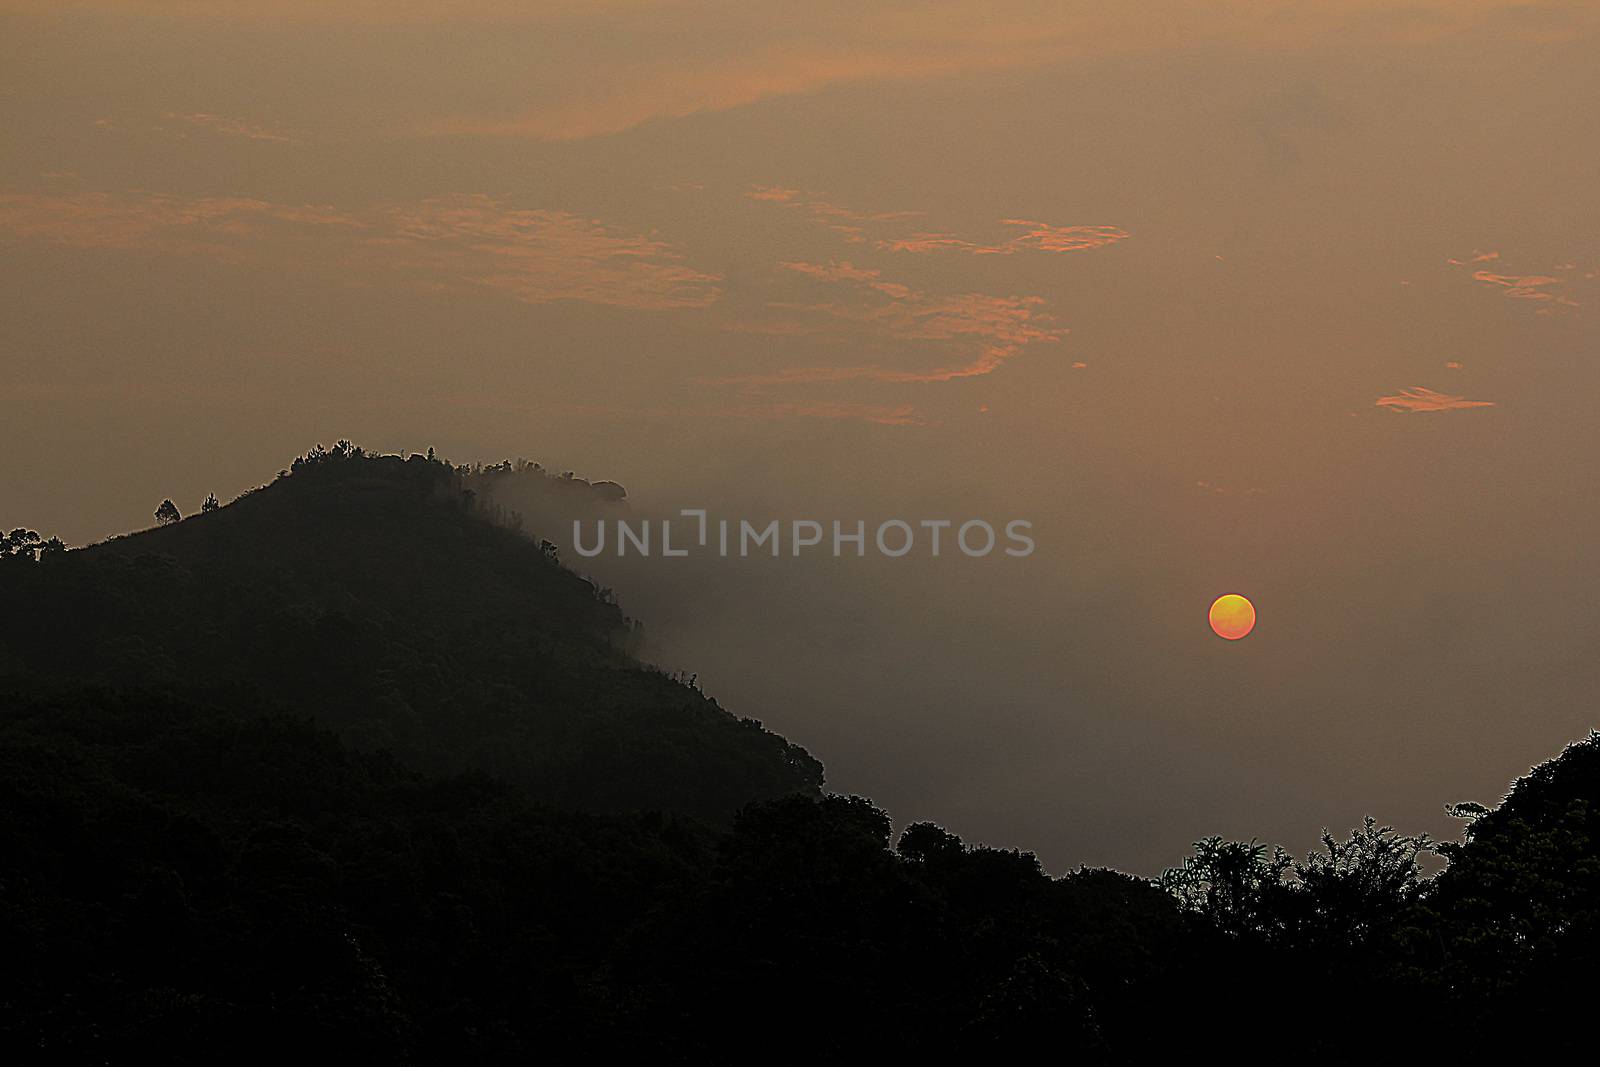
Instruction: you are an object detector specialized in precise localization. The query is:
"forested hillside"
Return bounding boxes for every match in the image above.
[0,444,819,820]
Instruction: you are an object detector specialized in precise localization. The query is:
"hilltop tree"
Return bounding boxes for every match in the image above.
[202,493,221,513]
[154,499,181,526]
[1,528,64,563]
[1,528,41,560]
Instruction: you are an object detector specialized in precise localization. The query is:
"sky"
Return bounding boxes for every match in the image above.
[3,1,1599,873]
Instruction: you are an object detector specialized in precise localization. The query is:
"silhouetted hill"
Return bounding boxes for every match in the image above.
[0,444,820,821]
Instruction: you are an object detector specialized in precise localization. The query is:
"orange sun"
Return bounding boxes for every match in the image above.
[1208,593,1256,641]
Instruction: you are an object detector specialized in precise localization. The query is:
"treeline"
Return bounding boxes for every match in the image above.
[3,681,1596,1060]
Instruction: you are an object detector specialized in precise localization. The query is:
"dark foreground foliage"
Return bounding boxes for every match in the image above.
[6,684,1598,1061]
[2,447,1596,1061]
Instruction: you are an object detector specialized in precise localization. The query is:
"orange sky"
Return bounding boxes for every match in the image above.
[2,1,1598,872]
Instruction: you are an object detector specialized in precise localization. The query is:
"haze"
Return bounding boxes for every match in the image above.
[3,1,1598,873]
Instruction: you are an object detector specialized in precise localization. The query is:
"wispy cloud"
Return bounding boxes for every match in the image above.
[711,259,1062,384]
[164,111,305,144]
[800,201,923,243]
[1447,249,1584,312]
[0,191,356,259]
[745,186,802,203]
[746,186,1125,255]
[2,181,1093,421]
[745,186,924,243]
[716,191,1101,402]
[1375,386,1495,413]
[372,195,722,309]
[0,190,720,311]
[38,2,1590,142]
[881,220,1129,256]
[1470,270,1578,307]
[1195,479,1267,496]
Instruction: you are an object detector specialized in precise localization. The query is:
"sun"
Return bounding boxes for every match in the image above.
[1208,593,1256,640]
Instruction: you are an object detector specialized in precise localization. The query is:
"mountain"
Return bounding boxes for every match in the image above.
[0,443,820,821]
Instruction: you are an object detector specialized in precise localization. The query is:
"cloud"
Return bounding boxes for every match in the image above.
[0,191,357,259]
[0,190,720,311]
[875,234,983,254]
[746,186,924,243]
[17,3,1594,141]
[724,191,1105,394]
[89,112,307,145]
[799,201,923,243]
[1471,269,1578,307]
[745,187,1124,254]
[1195,479,1267,496]
[164,112,305,144]
[711,259,1063,384]
[880,220,1129,256]
[1375,386,1495,413]
[1447,250,1585,311]
[413,40,1050,141]
[373,195,722,309]
[745,186,801,203]
[997,221,1130,254]
[778,260,896,287]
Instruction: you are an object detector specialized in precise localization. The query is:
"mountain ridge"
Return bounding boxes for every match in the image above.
[0,442,821,821]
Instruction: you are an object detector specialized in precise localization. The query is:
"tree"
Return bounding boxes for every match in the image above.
[1159,837,1294,941]
[202,493,221,513]
[155,499,181,526]
[1294,817,1430,947]
[1,528,65,562]
[1,528,41,560]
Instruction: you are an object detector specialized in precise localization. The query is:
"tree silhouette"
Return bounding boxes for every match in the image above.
[154,499,181,526]
[1,528,41,560]
[0,527,62,563]
[202,493,220,513]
